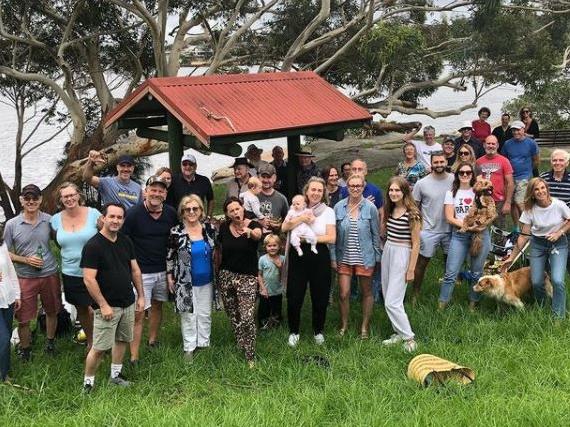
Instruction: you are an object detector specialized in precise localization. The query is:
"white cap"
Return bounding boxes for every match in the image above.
[458,120,473,131]
[510,120,525,130]
[181,153,197,164]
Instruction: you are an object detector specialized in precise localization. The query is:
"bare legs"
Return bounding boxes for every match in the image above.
[76,305,93,350]
[338,274,373,336]
[148,300,162,344]
[412,255,430,305]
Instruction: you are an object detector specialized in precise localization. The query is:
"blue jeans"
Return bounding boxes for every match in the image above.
[439,230,491,303]
[530,235,568,318]
[0,304,14,381]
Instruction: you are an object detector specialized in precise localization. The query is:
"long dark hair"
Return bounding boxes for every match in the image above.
[452,162,476,196]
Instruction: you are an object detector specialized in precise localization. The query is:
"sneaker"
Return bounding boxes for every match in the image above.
[17,347,32,362]
[314,333,325,345]
[260,320,271,331]
[82,383,94,394]
[45,340,56,355]
[148,341,160,348]
[403,339,418,353]
[382,334,403,346]
[109,373,131,387]
[184,351,194,363]
[287,333,300,347]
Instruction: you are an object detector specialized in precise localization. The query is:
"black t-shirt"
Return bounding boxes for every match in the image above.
[166,173,213,209]
[80,232,136,309]
[492,126,514,152]
[218,221,261,276]
[122,203,178,273]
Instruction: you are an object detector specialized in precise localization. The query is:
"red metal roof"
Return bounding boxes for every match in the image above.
[105,71,371,146]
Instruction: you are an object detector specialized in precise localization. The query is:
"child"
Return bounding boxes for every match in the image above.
[240,177,265,220]
[285,195,318,256]
[258,234,285,329]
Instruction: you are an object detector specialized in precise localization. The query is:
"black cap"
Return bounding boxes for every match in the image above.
[258,162,276,176]
[145,175,168,188]
[117,155,135,165]
[231,157,254,168]
[21,184,42,197]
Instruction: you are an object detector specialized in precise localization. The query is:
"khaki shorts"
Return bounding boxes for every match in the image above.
[514,179,529,205]
[92,304,135,351]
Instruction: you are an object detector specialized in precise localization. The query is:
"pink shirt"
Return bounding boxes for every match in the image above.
[472,120,491,142]
[476,154,513,202]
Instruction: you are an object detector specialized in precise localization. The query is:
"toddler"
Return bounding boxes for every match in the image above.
[239,177,265,220]
[257,234,285,329]
[285,194,318,256]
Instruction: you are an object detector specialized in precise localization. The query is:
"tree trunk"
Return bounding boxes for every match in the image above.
[365,121,422,135]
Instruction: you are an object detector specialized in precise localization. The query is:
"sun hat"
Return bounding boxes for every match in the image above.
[231,157,254,168]
[294,147,316,157]
[246,144,263,156]
[407,354,475,386]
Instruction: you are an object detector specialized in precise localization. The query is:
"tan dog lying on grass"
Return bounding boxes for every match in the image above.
[473,266,552,310]
[459,177,497,256]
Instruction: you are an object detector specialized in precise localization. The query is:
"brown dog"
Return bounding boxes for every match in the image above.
[459,177,497,256]
[473,267,553,310]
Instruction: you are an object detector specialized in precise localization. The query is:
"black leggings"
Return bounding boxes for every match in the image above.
[287,243,331,335]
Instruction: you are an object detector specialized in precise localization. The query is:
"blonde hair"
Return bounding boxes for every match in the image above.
[451,144,476,172]
[263,233,281,248]
[523,177,551,211]
[247,176,262,190]
[346,173,365,187]
[56,181,85,209]
[178,194,205,221]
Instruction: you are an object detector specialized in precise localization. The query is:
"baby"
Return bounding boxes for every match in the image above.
[239,177,265,220]
[285,195,318,256]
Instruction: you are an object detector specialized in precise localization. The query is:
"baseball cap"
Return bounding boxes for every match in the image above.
[458,121,473,131]
[181,153,197,164]
[117,155,135,165]
[510,120,525,130]
[21,184,42,197]
[258,162,276,176]
[145,175,168,188]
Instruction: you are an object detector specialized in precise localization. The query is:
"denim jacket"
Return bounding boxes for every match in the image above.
[330,198,381,267]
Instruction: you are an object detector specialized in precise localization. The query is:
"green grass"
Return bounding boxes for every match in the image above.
[2,166,569,426]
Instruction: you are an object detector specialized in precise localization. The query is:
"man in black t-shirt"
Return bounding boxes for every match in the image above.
[80,203,144,393]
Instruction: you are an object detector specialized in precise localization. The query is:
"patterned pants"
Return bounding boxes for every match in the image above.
[218,270,257,361]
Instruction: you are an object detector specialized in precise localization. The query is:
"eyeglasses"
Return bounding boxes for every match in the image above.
[458,170,473,176]
[23,195,40,201]
[348,184,363,189]
[183,207,201,213]
[61,193,78,199]
[459,151,470,156]
[182,162,196,167]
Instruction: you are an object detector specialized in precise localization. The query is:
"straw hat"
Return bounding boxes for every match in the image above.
[407,354,475,386]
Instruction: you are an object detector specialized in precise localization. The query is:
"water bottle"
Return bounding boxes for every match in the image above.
[35,245,44,271]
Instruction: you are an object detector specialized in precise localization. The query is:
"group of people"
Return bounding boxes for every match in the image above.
[1,106,569,394]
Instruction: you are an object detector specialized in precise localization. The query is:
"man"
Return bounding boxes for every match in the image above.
[245,144,264,173]
[83,151,143,210]
[454,121,484,158]
[257,163,289,236]
[442,137,457,172]
[226,157,253,199]
[340,159,384,301]
[501,120,539,224]
[492,112,513,152]
[403,125,442,170]
[122,176,177,364]
[270,146,288,196]
[296,147,320,193]
[81,203,145,392]
[338,162,351,187]
[540,149,570,206]
[476,135,514,228]
[3,184,62,360]
[411,153,454,303]
[166,153,214,218]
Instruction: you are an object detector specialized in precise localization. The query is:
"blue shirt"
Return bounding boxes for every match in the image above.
[98,176,143,210]
[258,254,284,296]
[501,137,538,181]
[340,182,384,209]
[189,239,212,287]
[50,207,100,277]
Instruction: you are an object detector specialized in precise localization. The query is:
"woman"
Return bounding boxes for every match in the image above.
[395,142,428,189]
[381,176,420,353]
[519,106,540,139]
[338,162,351,188]
[443,137,457,172]
[472,107,492,142]
[438,162,490,310]
[331,174,380,338]
[503,178,570,318]
[216,197,262,366]
[321,165,342,207]
[451,144,476,172]
[50,182,100,349]
[0,226,21,382]
[155,167,173,188]
[167,195,216,361]
[283,177,336,347]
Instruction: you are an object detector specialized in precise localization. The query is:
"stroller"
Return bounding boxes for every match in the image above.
[485,225,529,273]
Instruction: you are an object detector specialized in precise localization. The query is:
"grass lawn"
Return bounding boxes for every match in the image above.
[2,166,569,426]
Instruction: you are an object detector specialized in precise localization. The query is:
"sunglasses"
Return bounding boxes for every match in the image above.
[23,195,40,201]
[458,170,473,176]
[182,162,196,167]
[459,151,470,156]
[183,207,201,213]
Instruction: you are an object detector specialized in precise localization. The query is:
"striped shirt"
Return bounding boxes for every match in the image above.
[342,218,364,265]
[387,212,411,244]
[540,170,570,206]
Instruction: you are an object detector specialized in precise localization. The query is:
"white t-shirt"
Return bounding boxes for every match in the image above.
[519,198,570,236]
[444,188,475,221]
[309,206,335,236]
[412,140,443,169]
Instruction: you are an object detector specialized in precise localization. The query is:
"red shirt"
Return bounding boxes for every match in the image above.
[476,154,513,202]
[472,119,491,142]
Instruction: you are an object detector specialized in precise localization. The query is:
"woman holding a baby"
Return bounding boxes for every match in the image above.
[331,174,381,339]
[283,177,336,348]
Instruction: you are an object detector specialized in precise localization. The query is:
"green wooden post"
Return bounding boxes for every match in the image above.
[167,113,184,174]
[287,135,301,199]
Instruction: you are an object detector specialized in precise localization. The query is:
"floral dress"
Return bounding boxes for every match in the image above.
[396,161,428,189]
